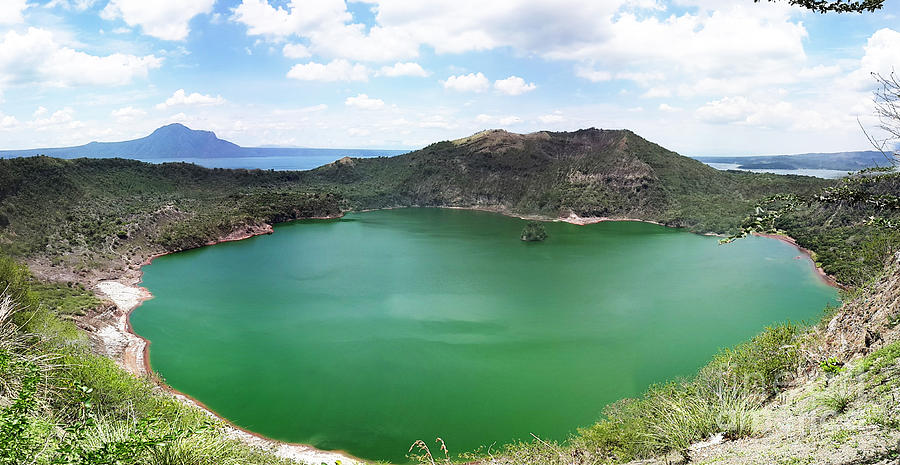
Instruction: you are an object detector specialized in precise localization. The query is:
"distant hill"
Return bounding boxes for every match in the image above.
[303,128,830,233]
[0,123,406,160]
[0,124,244,159]
[695,151,896,171]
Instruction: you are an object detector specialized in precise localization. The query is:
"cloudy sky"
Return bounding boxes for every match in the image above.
[0,0,899,155]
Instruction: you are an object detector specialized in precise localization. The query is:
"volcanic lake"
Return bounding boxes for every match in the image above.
[131,208,838,462]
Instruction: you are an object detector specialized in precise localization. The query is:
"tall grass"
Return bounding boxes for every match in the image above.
[0,254,296,465]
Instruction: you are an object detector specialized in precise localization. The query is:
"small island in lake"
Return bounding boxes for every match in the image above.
[521,221,548,242]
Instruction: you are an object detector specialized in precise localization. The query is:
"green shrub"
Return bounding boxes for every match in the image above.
[814,389,855,414]
[701,323,802,397]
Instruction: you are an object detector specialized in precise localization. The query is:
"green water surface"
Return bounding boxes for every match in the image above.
[131,208,837,462]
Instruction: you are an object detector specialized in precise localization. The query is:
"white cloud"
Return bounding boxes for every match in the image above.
[694,95,845,131]
[658,103,680,112]
[442,72,489,92]
[111,106,147,121]
[0,0,28,23]
[642,87,672,98]
[286,59,369,82]
[494,75,536,95]
[29,107,83,130]
[498,115,523,125]
[45,0,98,11]
[282,43,311,59]
[418,115,457,129]
[575,66,613,82]
[695,96,756,124]
[156,89,225,109]
[345,94,385,110]
[538,111,565,124]
[0,28,161,89]
[0,113,19,129]
[376,62,430,77]
[102,0,215,41]
[846,28,900,89]
[231,0,417,61]
[474,114,523,126]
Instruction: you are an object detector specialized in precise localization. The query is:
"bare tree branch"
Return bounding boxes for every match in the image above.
[755,0,884,13]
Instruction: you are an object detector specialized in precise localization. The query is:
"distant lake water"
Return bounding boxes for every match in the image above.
[144,149,408,170]
[705,162,850,179]
[132,208,838,463]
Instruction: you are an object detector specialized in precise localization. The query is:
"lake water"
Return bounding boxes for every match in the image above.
[131,209,837,462]
[143,148,408,171]
[705,163,850,179]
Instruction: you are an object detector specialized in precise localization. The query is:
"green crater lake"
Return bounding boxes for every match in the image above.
[132,208,837,463]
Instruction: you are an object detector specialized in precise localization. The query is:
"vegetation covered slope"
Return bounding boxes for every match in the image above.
[0,156,340,276]
[304,128,830,234]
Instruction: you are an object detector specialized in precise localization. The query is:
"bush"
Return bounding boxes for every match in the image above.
[701,323,802,397]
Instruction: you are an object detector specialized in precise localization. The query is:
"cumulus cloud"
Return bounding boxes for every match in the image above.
[231,0,417,61]
[474,114,523,126]
[45,0,99,11]
[0,0,28,24]
[846,28,900,90]
[282,43,311,59]
[494,76,536,95]
[156,89,225,109]
[0,28,161,88]
[442,72,490,92]
[345,94,385,110]
[376,62,430,77]
[0,113,19,129]
[111,106,147,121]
[538,111,565,124]
[102,0,215,41]
[694,95,845,131]
[498,115,523,125]
[287,59,369,82]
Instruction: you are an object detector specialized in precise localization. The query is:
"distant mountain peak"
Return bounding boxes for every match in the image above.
[0,123,243,159]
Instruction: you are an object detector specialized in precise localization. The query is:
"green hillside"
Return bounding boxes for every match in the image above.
[304,128,830,233]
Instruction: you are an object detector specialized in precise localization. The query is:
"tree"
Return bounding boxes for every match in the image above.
[860,72,900,164]
[521,221,548,242]
[874,72,900,154]
[755,0,884,13]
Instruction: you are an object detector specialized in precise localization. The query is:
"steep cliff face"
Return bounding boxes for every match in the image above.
[815,253,900,364]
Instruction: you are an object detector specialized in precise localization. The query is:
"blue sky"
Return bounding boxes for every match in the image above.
[0,0,899,155]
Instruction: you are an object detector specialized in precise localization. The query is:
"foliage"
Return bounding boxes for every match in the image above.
[756,0,883,13]
[701,323,802,397]
[722,171,900,287]
[813,388,855,414]
[0,157,342,270]
[820,357,845,375]
[520,221,548,242]
[31,281,104,317]
[870,72,900,156]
